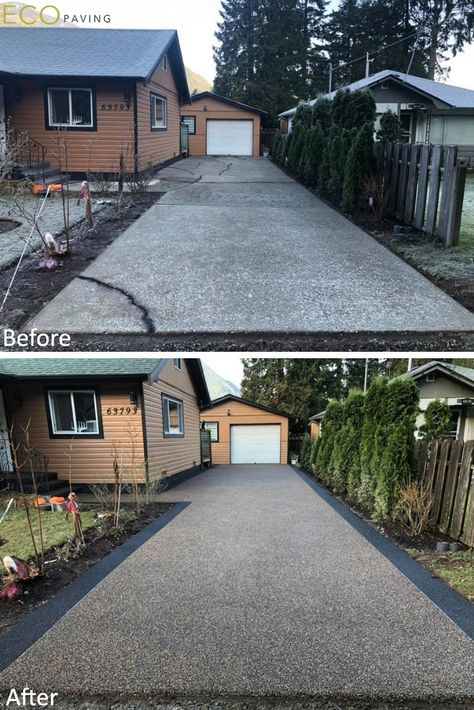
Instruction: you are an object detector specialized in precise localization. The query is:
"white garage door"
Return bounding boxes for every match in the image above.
[206,120,253,156]
[231,425,281,464]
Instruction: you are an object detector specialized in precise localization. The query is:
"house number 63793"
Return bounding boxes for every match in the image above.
[101,104,130,111]
[106,407,138,415]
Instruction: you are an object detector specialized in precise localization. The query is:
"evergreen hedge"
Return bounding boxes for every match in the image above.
[307,376,420,524]
[420,400,452,440]
[272,88,377,214]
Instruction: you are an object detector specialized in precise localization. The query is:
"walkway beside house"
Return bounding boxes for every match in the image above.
[1,465,472,703]
[26,157,474,338]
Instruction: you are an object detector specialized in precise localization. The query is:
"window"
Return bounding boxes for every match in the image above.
[163,395,184,437]
[448,411,460,438]
[48,390,100,436]
[47,88,94,128]
[174,358,182,371]
[203,421,219,442]
[151,93,167,130]
[181,116,196,135]
[161,54,168,71]
[426,373,435,382]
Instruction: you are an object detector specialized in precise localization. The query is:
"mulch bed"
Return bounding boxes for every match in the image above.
[0,193,161,332]
[0,502,172,637]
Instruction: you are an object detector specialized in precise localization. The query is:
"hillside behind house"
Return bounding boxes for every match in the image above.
[203,364,241,400]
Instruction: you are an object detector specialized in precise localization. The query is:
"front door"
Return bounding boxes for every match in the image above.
[0,85,6,159]
[0,390,12,471]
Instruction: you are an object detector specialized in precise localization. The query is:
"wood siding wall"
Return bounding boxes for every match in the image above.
[136,60,181,171]
[4,79,135,173]
[200,400,289,464]
[180,96,261,157]
[3,381,145,484]
[310,421,321,440]
[143,361,202,479]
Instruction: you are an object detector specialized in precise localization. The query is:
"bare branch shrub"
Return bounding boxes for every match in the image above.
[362,174,389,222]
[396,480,434,536]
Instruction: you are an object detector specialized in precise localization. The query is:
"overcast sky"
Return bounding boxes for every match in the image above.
[202,354,244,387]
[58,0,474,89]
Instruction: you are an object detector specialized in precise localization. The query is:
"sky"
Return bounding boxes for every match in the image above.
[56,0,474,89]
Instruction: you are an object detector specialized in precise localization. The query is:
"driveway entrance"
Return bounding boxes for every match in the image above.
[1,465,472,703]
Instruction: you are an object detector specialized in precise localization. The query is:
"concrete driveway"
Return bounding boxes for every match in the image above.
[27,157,474,336]
[1,465,473,704]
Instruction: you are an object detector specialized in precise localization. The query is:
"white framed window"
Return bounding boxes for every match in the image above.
[174,358,182,371]
[203,421,219,442]
[162,394,184,437]
[151,93,167,130]
[48,390,100,436]
[181,116,196,135]
[161,54,168,71]
[47,88,94,128]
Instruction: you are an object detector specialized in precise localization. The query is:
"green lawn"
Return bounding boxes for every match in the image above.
[460,172,474,247]
[0,508,99,574]
[407,548,474,602]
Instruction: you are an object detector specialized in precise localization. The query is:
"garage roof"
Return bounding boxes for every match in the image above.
[188,92,267,116]
[206,394,294,418]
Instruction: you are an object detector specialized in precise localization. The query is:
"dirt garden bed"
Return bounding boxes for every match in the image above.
[0,192,161,333]
[0,501,172,637]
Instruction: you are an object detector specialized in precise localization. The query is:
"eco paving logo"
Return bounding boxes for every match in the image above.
[0,3,112,25]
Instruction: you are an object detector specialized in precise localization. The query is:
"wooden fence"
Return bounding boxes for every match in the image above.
[415,438,474,546]
[375,142,468,246]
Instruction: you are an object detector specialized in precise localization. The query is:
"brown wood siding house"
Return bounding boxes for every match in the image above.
[180,93,265,158]
[0,28,190,175]
[200,396,290,465]
[0,358,210,486]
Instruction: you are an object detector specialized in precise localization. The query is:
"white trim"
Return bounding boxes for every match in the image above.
[48,389,99,435]
[47,87,94,128]
[163,395,184,436]
[174,358,182,371]
[151,94,167,129]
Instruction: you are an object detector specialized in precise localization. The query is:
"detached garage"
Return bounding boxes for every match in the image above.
[180,92,265,158]
[200,395,291,465]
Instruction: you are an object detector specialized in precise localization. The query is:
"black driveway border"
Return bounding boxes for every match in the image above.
[0,501,191,674]
[292,465,474,640]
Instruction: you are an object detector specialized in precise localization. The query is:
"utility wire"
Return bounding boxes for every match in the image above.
[329,30,419,75]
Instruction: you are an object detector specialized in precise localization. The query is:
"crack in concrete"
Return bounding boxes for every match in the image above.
[77,275,156,334]
[218,161,233,176]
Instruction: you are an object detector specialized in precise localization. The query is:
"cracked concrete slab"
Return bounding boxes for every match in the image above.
[27,156,474,336]
[0,465,472,703]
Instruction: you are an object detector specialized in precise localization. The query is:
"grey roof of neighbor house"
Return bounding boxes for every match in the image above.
[309,410,326,421]
[279,69,474,118]
[0,28,189,97]
[403,361,474,387]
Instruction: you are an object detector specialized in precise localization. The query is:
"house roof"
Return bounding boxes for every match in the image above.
[0,28,190,100]
[0,358,211,406]
[203,394,294,419]
[279,69,474,118]
[403,361,474,390]
[187,91,267,115]
[309,410,326,422]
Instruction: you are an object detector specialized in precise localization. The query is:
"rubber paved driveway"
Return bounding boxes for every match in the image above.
[28,157,474,335]
[1,465,473,703]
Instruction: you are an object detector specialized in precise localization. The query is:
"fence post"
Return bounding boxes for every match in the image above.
[425,145,443,235]
[445,160,467,247]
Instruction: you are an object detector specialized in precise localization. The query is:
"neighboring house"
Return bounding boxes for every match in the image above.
[180,92,265,157]
[307,362,474,442]
[309,411,325,440]
[0,28,190,176]
[279,70,474,155]
[200,395,291,465]
[0,358,211,488]
[404,361,474,440]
